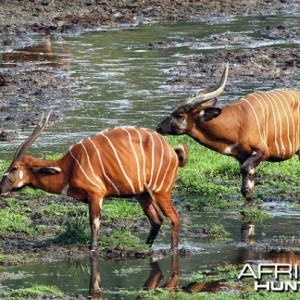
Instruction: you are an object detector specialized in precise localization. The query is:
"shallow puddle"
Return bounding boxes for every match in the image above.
[2,209,300,298]
[1,13,300,158]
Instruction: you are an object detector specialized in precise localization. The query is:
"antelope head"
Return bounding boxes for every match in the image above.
[0,112,54,196]
[156,63,229,135]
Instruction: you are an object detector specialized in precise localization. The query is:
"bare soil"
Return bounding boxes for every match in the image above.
[0,0,299,133]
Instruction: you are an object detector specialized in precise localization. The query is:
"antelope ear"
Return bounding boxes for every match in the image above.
[189,98,218,115]
[199,107,222,121]
[31,166,61,174]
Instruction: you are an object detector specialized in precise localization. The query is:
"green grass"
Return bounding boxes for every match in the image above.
[206,224,230,240]
[56,210,90,245]
[99,228,147,250]
[166,135,300,208]
[102,199,144,221]
[1,284,64,299]
[124,290,300,300]
[240,206,273,223]
[0,207,33,235]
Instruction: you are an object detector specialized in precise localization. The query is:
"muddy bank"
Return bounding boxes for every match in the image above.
[0,192,204,265]
[1,0,297,38]
[165,47,300,98]
[0,0,299,137]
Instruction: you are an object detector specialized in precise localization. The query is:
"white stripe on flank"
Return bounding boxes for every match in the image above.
[143,129,155,187]
[275,91,293,155]
[166,150,177,192]
[69,147,103,190]
[260,92,280,155]
[157,140,173,192]
[263,91,285,156]
[291,91,300,151]
[288,91,298,153]
[243,98,268,149]
[262,94,270,142]
[280,90,297,154]
[269,92,285,156]
[132,128,146,184]
[80,142,105,190]
[100,132,136,194]
[123,128,142,192]
[152,133,165,190]
[89,138,120,195]
[252,93,268,142]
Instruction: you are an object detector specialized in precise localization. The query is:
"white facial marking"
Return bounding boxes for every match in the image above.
[51,167,61,173]
[3,172,9,176]
[180,119,188,130]
[199,110,205,117]
[61,183,69,195]
[19,170,24,180]
[223,141,239,155]
[17,181,24,188]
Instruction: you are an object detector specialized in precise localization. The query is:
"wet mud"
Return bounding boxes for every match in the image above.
[166,47,300,96]
[0,0,299,137]
[1,0,300,267]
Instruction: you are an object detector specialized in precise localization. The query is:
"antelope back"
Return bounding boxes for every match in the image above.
[240,89,300,160]
[68,127,179,196]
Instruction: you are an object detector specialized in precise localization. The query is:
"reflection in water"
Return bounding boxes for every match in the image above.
[1,35,69,70]
[143,253,179,290]
[87,252,240,299]
[86,222,300,299]
[89,256,102,300]
[241,221,255,244]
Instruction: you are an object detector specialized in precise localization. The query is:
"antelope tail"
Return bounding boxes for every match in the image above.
[174,144,188,167]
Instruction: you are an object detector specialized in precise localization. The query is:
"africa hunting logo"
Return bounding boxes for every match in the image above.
[238,263,300,292]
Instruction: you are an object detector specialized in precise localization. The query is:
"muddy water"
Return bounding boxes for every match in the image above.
[1,13,300,298]
[2,210,300,298]
[1,13,300,158]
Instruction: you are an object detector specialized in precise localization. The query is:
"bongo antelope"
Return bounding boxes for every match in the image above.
[157,63,300,204]
[0,113,188,250]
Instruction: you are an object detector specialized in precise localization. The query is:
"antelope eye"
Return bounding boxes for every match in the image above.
[172,112,183,118]
[10,167,18,172]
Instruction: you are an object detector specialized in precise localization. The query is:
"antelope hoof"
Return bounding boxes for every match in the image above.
[90,246,97,252]
[171,247,179,255]
[245,198,256,207]
[146,238,154,246]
